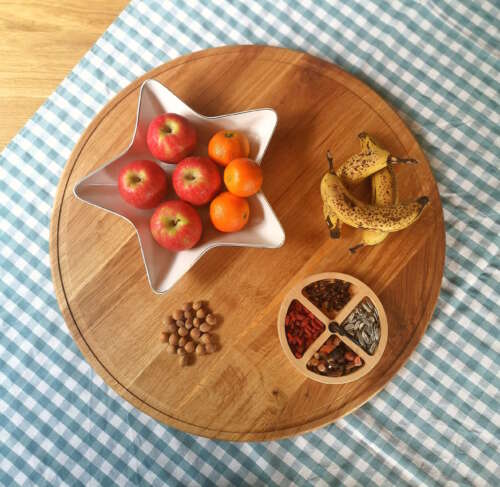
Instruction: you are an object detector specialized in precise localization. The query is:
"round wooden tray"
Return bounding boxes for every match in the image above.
[277,273,388,384]
[50,46,445,441]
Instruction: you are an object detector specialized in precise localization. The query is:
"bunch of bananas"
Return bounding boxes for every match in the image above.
[321,133,429,251]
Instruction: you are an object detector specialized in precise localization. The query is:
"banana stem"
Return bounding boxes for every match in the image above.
[330,227,340,239]
[388,155,418,165]
[326,151,335,174]
[349,243,364,254]
[326,216,341,238]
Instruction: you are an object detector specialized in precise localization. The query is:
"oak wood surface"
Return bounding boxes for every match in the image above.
[50,45,445,441]
[0,0,128,151]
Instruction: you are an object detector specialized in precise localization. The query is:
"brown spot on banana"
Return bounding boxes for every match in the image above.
[336,153,388,184]
[336,133,419,185]
[355,166,398,250]
[321,171,429,232]
[342,193,357,209]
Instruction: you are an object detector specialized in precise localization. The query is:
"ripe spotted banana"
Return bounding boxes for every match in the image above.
[336,132,417,184]
[321,157,428,232]
[350,166,398,252]
[322,150,342,238]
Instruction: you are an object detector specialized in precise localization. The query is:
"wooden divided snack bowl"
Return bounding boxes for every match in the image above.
[277,273,388,384]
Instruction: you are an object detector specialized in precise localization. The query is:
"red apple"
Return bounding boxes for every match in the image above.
[150,200,202,251]
[172,156,221,206]
[147,113,197,163]
[118,160,167,209]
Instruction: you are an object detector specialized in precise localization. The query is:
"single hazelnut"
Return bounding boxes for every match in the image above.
[164,316,176,326]
[200,333,211,344]
[165,323,177,334]
[173,310,184,320]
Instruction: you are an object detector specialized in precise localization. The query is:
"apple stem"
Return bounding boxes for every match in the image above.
[167,218,180,229]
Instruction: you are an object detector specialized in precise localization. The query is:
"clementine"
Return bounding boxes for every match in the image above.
[208,130,250,166]
[224,158,263,197]
[209,191,250,232]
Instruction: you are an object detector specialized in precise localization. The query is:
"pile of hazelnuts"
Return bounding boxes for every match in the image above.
[160,300,217,366]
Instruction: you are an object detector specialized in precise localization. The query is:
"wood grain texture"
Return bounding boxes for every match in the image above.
[0,0,127,150]
[50,46,445,441]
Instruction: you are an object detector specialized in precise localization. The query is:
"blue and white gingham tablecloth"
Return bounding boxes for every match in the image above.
[1,1,499,485]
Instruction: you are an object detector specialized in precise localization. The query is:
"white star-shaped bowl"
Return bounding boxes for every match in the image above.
[73,80,285,293]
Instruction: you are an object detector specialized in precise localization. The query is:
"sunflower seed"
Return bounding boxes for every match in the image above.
[340,298,381,353]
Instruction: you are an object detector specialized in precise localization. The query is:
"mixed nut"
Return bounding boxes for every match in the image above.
[160,300,218,366]
[285,300,325,359]
[306,335,363,377]
[340,298,380,355]
[303,279,352,318]
[283,279,385,379]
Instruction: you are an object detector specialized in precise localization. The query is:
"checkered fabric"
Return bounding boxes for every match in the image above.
[1,0,499,485]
